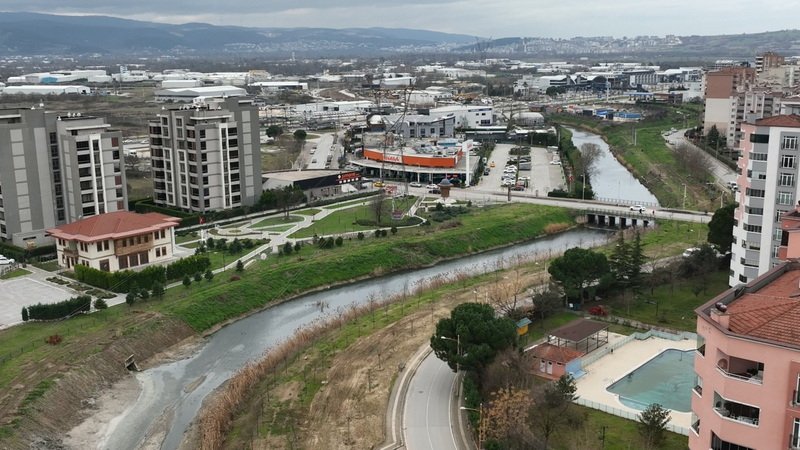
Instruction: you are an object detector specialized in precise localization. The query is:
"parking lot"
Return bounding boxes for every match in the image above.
[478,143,566,196]
[0,275,75,329]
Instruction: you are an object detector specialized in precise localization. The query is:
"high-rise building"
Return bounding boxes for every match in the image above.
[149,97,261,213]
[730,115,800,285]
[755,51,785,74]
[703,67,757,149]
[0,108,126,247]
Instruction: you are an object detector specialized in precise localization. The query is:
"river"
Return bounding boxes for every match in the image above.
[102,228,611,450]
[568,127,659,206]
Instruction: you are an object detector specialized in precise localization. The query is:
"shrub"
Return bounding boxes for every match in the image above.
[194,271,203,282]
[357,232,365,240]
[94,299,108,310]
[380,229,388,237]
[165,255,212,281]
[204,269,214,281]
[229,238,243,254]
[138,288,150,300]
[390,226,398,235]
[374,229,381,238]
[151,282,165,298]
[21,307,29,322]
[206,237,216,249]
[294,241,301,252]
[75,264,167,293]
[183,275,192,288]
[126,292,136,307]
[335,236,344,247]
[283,241,293,255]
[27,295,91,320]
[236,260,244,272]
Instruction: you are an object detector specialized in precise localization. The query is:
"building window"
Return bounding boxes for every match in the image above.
[751,153,768,161]
[778,192,793,205]
[780,173,796,187]
[711,432,754,450]
[783,136,798,150]
[745,188,765,198]
[783,154,797,168]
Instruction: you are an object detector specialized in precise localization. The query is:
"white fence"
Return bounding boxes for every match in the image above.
[574,397,690,436]
[577,328,697,370]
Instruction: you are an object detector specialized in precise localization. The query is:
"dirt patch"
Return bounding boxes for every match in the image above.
[62,376,141,449]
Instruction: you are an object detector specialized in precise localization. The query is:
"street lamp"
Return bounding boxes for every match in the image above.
[438,335,461,373]
[460,404,485,450]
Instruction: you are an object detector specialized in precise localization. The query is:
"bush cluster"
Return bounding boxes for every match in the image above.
[75,255,211,293]
[24,295,91,321]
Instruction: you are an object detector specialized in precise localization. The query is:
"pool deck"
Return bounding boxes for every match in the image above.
[574,333,696,430]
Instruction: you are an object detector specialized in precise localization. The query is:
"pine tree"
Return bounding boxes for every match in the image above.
[638,403,670,449]
[236,260,244,272]
[21,307,29,322]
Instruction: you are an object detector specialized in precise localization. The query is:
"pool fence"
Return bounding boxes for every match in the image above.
[573,397,691,436]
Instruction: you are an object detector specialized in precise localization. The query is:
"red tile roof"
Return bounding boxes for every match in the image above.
[755,114,800,128]
[47,211,180,242]
[728,270,800,347]
[529,343,584,364]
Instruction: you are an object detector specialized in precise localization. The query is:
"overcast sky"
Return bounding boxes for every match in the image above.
[2,1,798,39]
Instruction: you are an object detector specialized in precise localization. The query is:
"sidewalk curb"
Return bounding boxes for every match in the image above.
[378,343,433,450]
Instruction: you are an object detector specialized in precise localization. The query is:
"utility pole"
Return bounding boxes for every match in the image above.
[682,184,688,209]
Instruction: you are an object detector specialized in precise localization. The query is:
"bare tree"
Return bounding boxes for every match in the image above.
[370,191,389,225]
[673,143,711,182]
[577,143,602,178]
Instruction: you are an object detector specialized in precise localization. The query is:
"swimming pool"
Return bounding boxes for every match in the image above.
[606,348,694,413]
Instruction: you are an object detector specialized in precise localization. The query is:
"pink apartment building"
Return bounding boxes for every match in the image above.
[690,205,800,450]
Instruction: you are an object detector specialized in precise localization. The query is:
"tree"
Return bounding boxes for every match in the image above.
[21,306,29,321]
[236,260,244,272]
[637,403,670,449]
[707,203,736,253]
[357,232,365,240]
[266,125,283,138]
[125,292,136,306]
[293,129,307,141]
[706,124,722,149]
[94,299,108,310]
[229,238,243,254]
[335,236,344,247]
[182,275,191,288]
[577,143,602,180]
[530,375,583,448]
[138,288,150,300]
[294,241,301,252]
[206,237,215,249]
[548,248,610,304]
[483,387,532,443]
[370,191,389,225]
[430,303,517,373]
[608,232,631,282]
[151,282,165,298]
[283,241,293,255]
[276,185,305,219]
[204,269,214,281]
[193,271,203,282]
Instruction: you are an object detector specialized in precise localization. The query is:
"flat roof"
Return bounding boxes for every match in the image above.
[549,318,609,343]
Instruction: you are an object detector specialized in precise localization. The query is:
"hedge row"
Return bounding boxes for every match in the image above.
[25,295,91,321]
[0,241,57,261]
[74,255,210,293]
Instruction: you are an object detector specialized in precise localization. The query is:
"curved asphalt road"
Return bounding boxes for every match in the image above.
[403,350,464,450]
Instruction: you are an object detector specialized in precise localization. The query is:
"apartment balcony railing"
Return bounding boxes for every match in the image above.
[691,419,700,434]
[792,390,800,407]
[716,365,763,384]
[693,385,703,396]
[790,433,800,450]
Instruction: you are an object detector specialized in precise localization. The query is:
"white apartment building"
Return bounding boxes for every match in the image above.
[0,108,127,247]
[730,115,800,285]
[149,97,261,213]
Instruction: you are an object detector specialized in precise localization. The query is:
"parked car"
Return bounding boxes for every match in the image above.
[428,188,441,194]
[409,181,422,187]
[511,185,525,191]
[629,205,645,213]
[373,181,385,187]
[489,161,496,168]
[549,160,562,165]
[0,257,15,265]
[483,168,490,176]
[426,183,439,190]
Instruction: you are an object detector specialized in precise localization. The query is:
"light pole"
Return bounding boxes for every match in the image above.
[460,404,484,450]
[439,335,461,373]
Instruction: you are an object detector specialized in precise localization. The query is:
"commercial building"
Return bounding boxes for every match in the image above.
[262,170,362,202]
[0,108,127,247]
[381,114,456,140]
[47,211,180,271]
[730,115,800,285]
[690,257,800,450]
[153,86,248,102]
[149,97,261,214]
[429,104,493,128]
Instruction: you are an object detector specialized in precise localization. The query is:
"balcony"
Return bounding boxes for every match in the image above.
[713,392,760,426]
[792,390,800,408]
[693,384,703,396]
[691,419,700,435]
[114,239,153,257]
[716,353,764,384]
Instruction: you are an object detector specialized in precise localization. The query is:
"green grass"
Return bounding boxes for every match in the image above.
[182,242,201,249]
[176,232,200,244]
[0,268,31,280]
[165,203,576,331]
[294,208,322,216]
[251,215,303,228]
[605,270,729,332]
[325,196,380,209]
[563,406,688,450]
[32,261,61,272]
[260,224,295,233]
[289,197,419,238]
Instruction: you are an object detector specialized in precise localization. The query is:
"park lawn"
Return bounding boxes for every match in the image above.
[602,220,709,261]
[290,197,418,239]
[294,208,321,216]
[260,224,295,233]
[563,406,689,450]
[604,270,729,332]
[325,196,380,209]
[0,268,31,280]
[182,242,201,249]
[205,246,264,270]
[251,215,303,228]
[176,232,200,244]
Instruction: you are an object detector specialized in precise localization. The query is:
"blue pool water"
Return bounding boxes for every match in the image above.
[606,349,694,413]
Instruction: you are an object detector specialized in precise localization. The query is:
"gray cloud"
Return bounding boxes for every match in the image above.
[1,0,799,38]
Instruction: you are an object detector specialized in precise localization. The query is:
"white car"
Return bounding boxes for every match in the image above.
[0,257,15,265]
[426,183,439,190]
[549,160,562,165]
[629,205,645,213]
[682,247,701,258]
[409,181,422,187]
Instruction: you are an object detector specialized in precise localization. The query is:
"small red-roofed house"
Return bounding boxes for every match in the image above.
[47,211,181,271]
[528,343,585,380]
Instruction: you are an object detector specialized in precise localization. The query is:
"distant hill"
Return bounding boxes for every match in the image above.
[1,12,800,59]
[0,12,476,56]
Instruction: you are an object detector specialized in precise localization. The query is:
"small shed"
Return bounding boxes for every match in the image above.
[547,318,609,353]
[528,343,584,380]
[516,317,532,336]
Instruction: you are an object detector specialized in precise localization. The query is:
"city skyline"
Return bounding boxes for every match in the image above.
[1,1,799,40]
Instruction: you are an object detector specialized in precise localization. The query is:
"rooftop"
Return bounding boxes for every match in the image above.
[549,318,609,343]
[47,211,180,242]
[529,343,584,364]
[754,114,800,128]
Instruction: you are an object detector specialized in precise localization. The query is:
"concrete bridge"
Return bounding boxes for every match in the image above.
[584,207,657,229]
